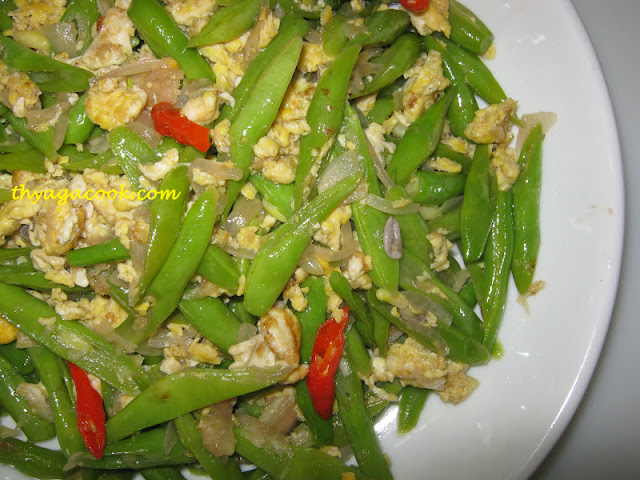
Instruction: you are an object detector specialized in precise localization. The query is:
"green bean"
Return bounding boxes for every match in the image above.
[460,144,494,262]
[0,282,149,395]
[329,270,374,347]
[0,341,34,375]
[405,170,467,206]
[512,124,544,294]
[174,413,244,480]
[367,94,395,125]
[482,182,514,355]
[249,173,295,221]
[397,386,430,434]
[448,0,494,55]
[131,165,190,304]
[345,326,372,376]
[187,0,262,47]
[220,15,309,124]
[244,172,360,316]
[335,356,393,480]
[427,203,462,241]
[348,9,410,49]
[234,413,362,480]
[154,136,184,159]
[0,270,90,293]
[108,126,158,191]
[227,298,257,325]
[195,244,242,292]
[95,471,136,480]
[226,36,303,214]
[0,35,93,92]
[371,306,390,357]
[73,427,195,470]
[128,188,218,343]
[61,149,122,174]
[351,32,422,98]
[386,89,454,185]
[341,103,399,291]
[60,0,100,55]
[140,467,187,480]
[0,0,15,31]
[0,354,56,442]
[28,346,85,456]
[0,105,58,159]
[0,438,67,479]
[128,0,214,81]
[244,468,275,480]
[0,149,46,172]
[322,12,350,57]
[435,34,507,105]
[64,92,96,145]
[66,238,130,267]
[178,295,242,355]
[106,366,290,441]
[278,0,327,19]
[424,35,478,138]
[294,44,360,209]
[297,275,327,363]
[295,381,333,446]
[433,143,473,174]
[0,188,12,203]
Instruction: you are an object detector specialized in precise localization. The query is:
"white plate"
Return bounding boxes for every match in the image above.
[378,1,624,479]
[0,1,623,479]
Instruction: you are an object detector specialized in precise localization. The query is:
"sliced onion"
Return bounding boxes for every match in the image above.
[516,112,557,153]
[298,254,324,275]
[88,132,111,154]
[219,243,257,260]
[450,270,470,293]
[398,309,449,357]
[43,22,78,56]
[221,196,262,237]
[350,48,383,93]
[129,111,162,147]
[317,150,360,194]
[189,158,243,182]
[303,241,357,263]
[360,194,420,215]
[402,290,453,326]
[237,323,258,343]
[16,382,54,423]
[101,58,180,79]
[260,389,298,435]
[236,412,291,450]
[363,134,395,189]
[383,216,403,259]
[162,421,179,455]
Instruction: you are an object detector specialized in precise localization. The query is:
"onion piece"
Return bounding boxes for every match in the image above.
[219,243,258,260]
[317,150,360,195]
[221,196,262,237]
[450,270,470,293]
[516,112,557,152]
[16,382,54,423]
[363,134,395,189]
[129,110,162,147]
[42,22,78,56]
[398,308,449,357]
[298,255,325,275]
[402,290,453,326]
[383,217,403,259]
[360,194,420,215]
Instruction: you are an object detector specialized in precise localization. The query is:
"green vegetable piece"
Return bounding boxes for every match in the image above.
[295,381,333,446]
[297,275,327,363]
[61,0,100,55]
[0,35,93,92]
[460,144,494,262]
[106,366,290,442]
[0,281,149,395]
[398,386,430,434]
[386,89,454,185]
[64,92,96,144]
[294,44,361,209]
[196,244,242,292]
[448,0,494,55]
[244,172,361,316]
[108,126,158,191]
[187,0,262,47]
[0,105,58,159]
[226,36,303,213]
[0,149,46,172]
[66,238,130,267]
[0,354,56,442]
[512,124,544,293]
[0,437,67,479]
[335,357,393,480]
[128,0,214,81]
[348,9,410,48]
[405,170,467,206]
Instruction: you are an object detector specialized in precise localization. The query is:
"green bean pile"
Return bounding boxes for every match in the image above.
[0,0,548,478]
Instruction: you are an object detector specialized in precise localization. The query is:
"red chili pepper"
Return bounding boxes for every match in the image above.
[151,102,211,153]
[306,307,349,420]
[399,0,430,13]
[67,362,106,460]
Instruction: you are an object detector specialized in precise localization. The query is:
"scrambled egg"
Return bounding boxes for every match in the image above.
[313,205,351,251]
[81,8,135,71]
[85,77,148,131]
[8,0,65,32]
[0,316,19,345]
[160,323,223,375]
[398,51,450,123]
[425,156,462,174]
[139,148,180,182]
[491,145,520,191]
[405,0,451,37]
[165,0,218,33]
[298,42,334,73]
[426,231,453,272]
[464,98,518,144]
[0,61,41,117]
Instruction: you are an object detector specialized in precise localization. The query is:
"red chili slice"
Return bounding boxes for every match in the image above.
[399,0,430,13]
[151,102,211,153]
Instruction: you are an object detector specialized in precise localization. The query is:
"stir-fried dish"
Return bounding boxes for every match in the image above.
[0,0,552,478]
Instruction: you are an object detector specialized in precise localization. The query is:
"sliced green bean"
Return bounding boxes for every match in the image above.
[448,0,494,55]
[0,149,46,172]
[66,238,130,267]
[187,0,262,47]
[398,386,430,434]
[196,244,242,292]
[0,437,67,479]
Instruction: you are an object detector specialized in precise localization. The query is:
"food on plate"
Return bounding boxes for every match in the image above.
[0,0,552,478]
